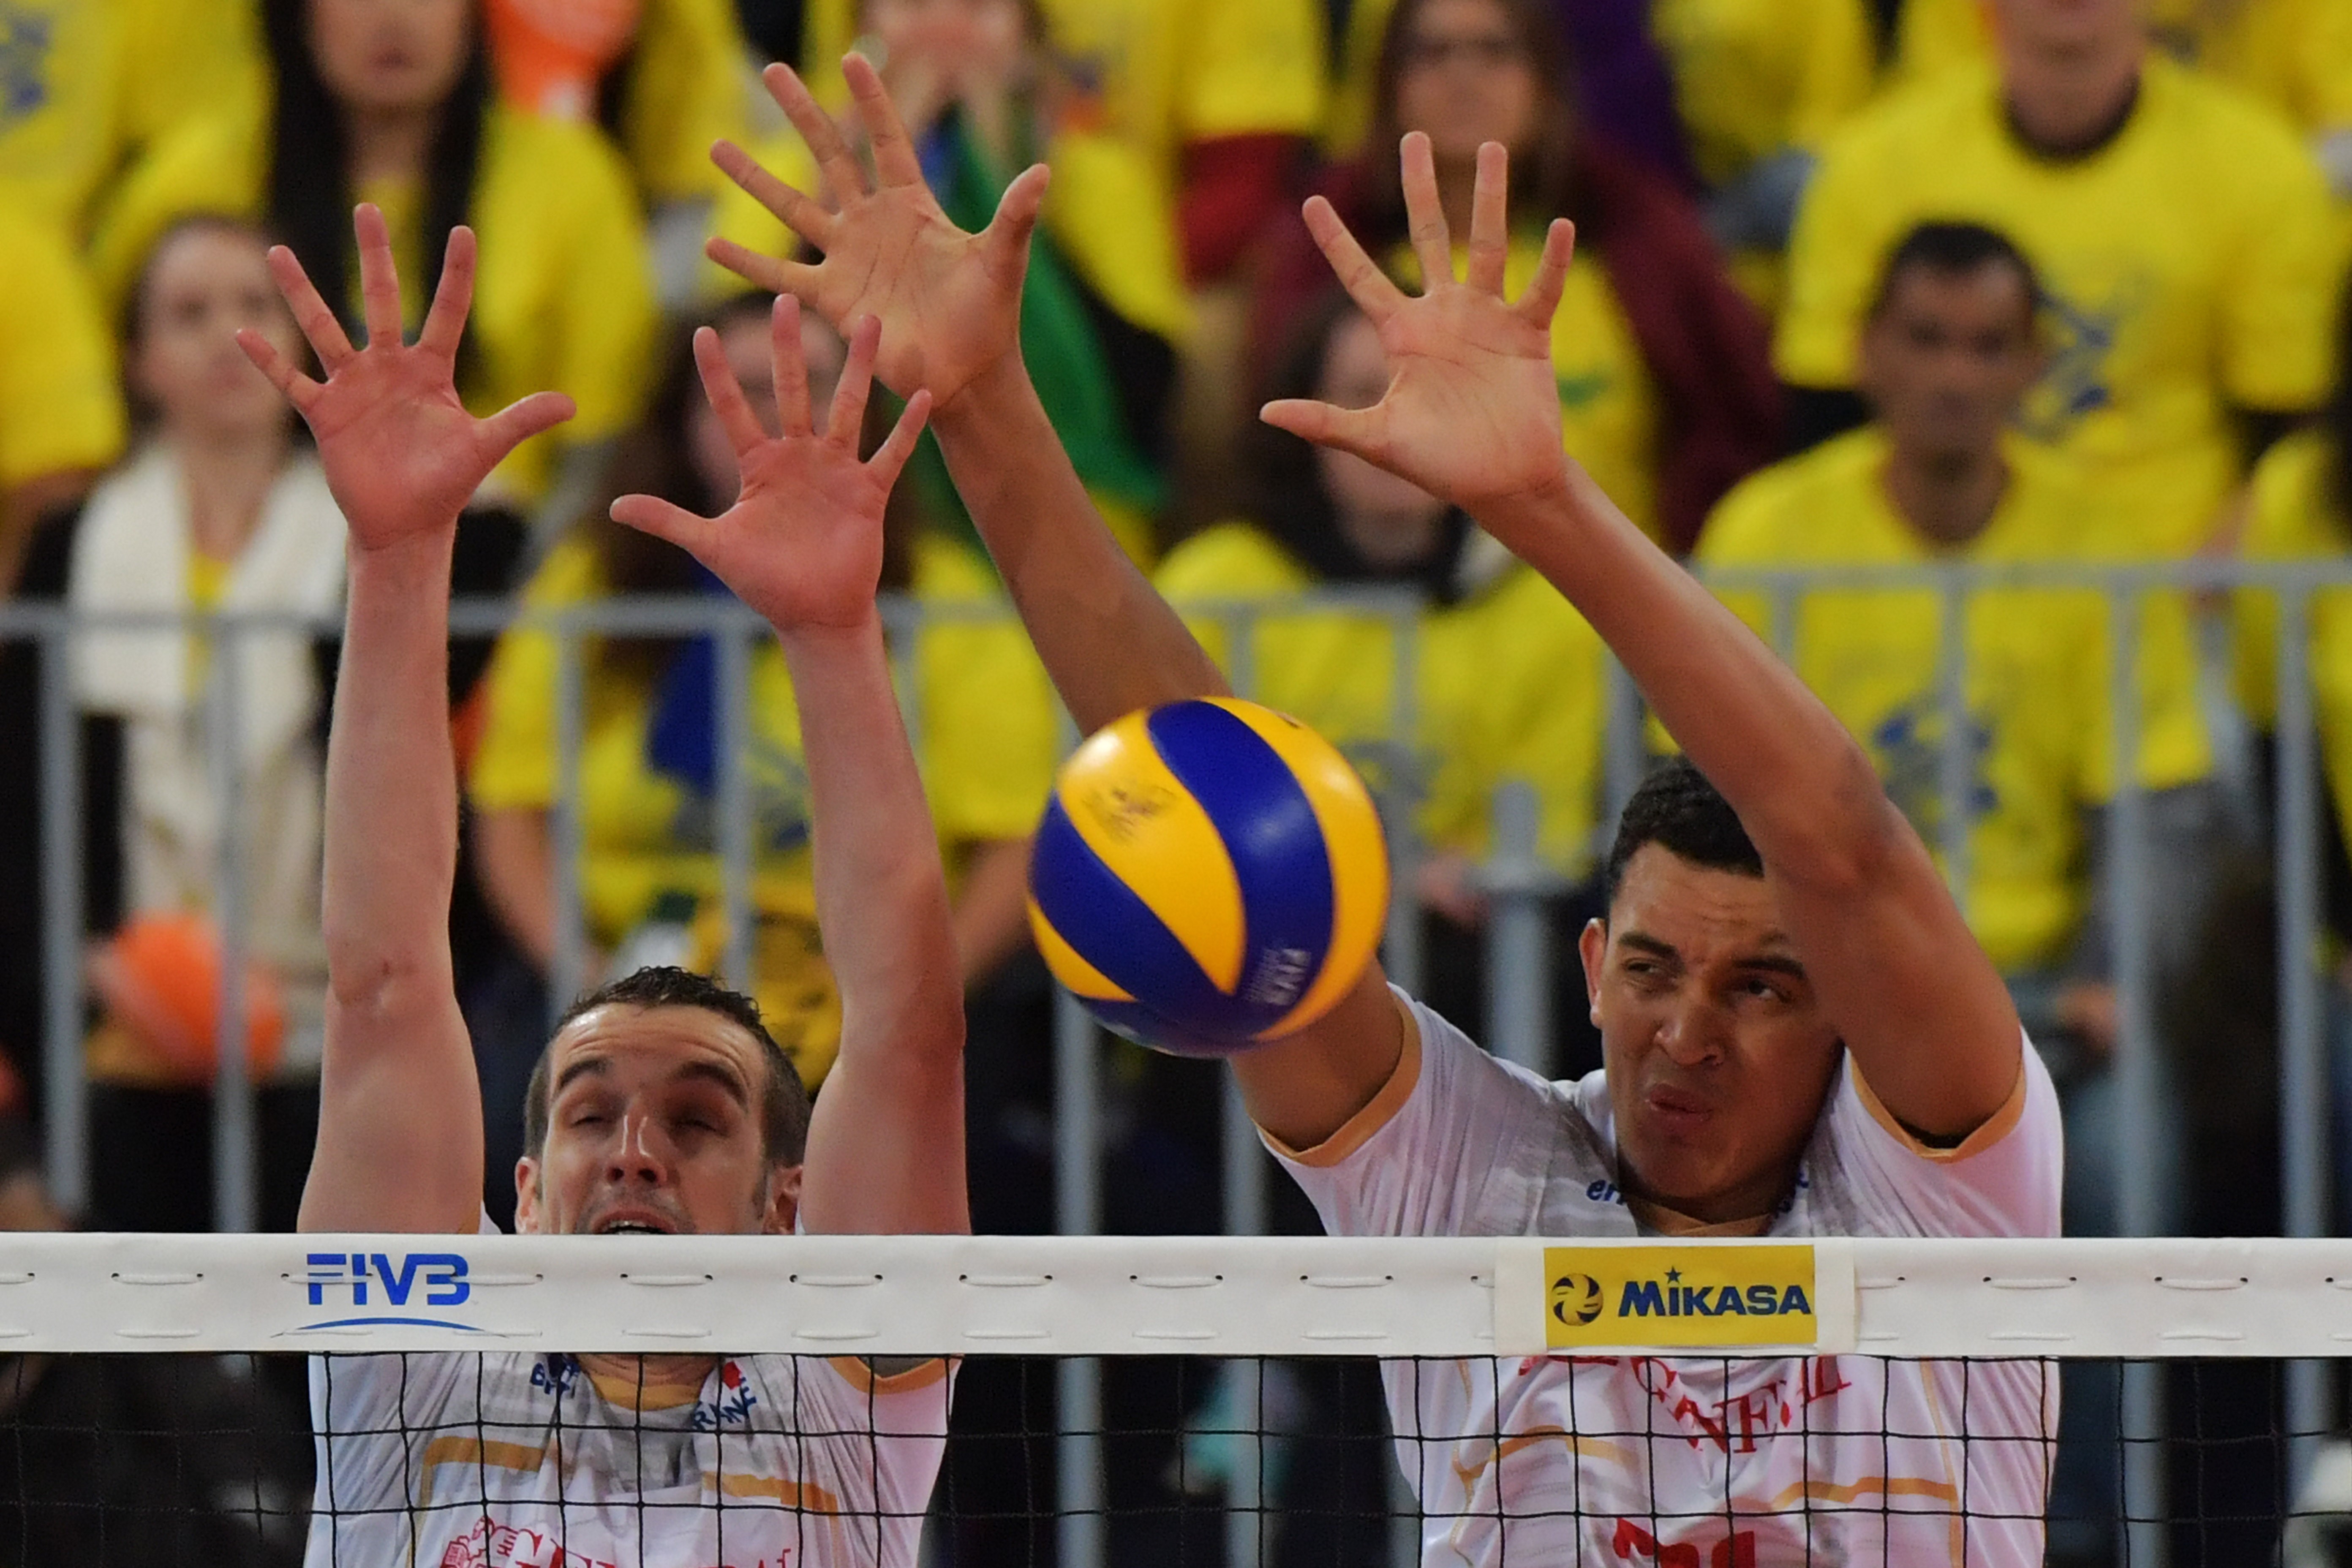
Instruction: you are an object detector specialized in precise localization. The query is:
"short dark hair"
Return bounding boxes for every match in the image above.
[1601,758,1765,907]
[1865,221,2044,330]
[523,966,813,1167]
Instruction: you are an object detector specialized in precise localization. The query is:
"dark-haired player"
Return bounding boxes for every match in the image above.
[711,56,2058,1563]
[239,206,963,1567]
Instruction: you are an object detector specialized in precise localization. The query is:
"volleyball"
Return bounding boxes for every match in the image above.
[1027,697,1390,1056]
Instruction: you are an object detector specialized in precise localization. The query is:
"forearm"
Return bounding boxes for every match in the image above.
[1491,460,1898,884]
[781,612,966,1233]
[325,534,463,1006]
[933,355,1229,732]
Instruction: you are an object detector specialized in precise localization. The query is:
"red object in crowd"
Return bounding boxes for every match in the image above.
[485,0,643,121]
[91,912,286,1085]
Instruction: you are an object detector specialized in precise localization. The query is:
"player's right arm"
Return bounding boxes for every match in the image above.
[706,58,1409,1149]
[1264,138,2021,1143]
[237,207,574,1233]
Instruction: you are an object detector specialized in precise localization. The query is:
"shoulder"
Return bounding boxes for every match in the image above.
[1816,62,1998,174]
[2147,55,2317,167]
[1699,430,1885,562]
[1154,521,1314,598]
[1817,1034,2063,1237]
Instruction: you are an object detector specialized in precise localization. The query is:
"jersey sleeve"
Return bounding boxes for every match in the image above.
[1824,1033,2063,1238]
[0,216,125,488]
[2213,110,2341,413]
[1265,989,1566,1237]
[800,1356,955,1549]
[1774,117,1898,388]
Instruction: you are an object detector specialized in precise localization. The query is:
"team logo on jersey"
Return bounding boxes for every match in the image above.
[0,4,52,125]
[2018,277,2142,444]
[690,1359,761,1430]
[297,1251,481,1332]
[1538,1244,1820,1350]
[1549,1272,1604,1327]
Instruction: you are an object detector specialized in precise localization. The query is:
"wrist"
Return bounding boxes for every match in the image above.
[774,606,886,660]
[346,524,457,583]
[931,349,1031,430]
[1469,453,1582,541]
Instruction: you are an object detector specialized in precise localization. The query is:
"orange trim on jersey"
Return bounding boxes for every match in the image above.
[584,1364,707,1411]
[421,1435,547,1475]
[1761,1471,1963,1511]
[1449,1426,1643,1495]
[1259,994,1421,1168]
[703,1470,846,1512]
[1851,1053,2028,1164]
[824,1354,953,1398]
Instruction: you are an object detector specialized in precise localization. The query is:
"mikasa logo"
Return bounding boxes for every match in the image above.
[1242,947,1310,1007]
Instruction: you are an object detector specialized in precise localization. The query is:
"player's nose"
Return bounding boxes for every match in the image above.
[1652,1000,1727,1066]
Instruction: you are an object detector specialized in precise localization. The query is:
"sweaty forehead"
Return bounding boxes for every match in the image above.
[546,1004,767,1093]
[1607,844,1789,952]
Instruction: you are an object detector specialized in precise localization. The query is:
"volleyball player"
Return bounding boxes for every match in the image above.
[239,206,963,1567]
[713,58,2060,1564]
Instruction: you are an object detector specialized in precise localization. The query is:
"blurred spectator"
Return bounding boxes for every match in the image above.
[1703,221,2215,1208]
[9,216,525,1232]
[0,1117,312,1567]
[1896,0,2352,196]
[0,0,264,238]
[464,297,1054,1220]
[1649,0,1876,304]
[1160,285,1610,1061]
[1326,0,1698,188]
[794,0,1325,285]
[0,206,126,593]
[1258,0,1780,553]
[1779,0,2341,556]
[484,0,756,303]
[713,0,1186,561]
[89,0,658,511]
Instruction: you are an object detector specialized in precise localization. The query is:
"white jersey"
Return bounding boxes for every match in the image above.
[1271,990,2063,1568]
[303,1229,949,1568]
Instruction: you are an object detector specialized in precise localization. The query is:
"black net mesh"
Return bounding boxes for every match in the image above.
[7,1350,2352,1566]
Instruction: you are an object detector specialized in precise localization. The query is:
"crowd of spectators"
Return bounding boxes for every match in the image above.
[6,0,2352,1558]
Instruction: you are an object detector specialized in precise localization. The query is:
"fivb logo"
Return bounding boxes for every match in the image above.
[301,1252,479,1331]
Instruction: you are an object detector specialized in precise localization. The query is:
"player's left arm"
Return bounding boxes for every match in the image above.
[1267,138,2020,1140]
[610,301,967,1234]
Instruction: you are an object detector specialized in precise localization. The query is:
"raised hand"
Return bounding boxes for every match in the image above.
[705,56,1048,410]
[236,206,574,551]
[1261,136,1576,529]
[610,298,930,633]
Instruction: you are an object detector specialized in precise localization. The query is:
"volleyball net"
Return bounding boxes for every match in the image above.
[5,1233,2352,1565]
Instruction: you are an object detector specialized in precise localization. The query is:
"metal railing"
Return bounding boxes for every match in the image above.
[11,556,2352,1568]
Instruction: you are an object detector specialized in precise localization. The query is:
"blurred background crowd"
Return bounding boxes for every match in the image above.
[5,0,2352,1560]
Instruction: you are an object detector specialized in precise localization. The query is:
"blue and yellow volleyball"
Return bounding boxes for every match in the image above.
[1026,697,1390,1056]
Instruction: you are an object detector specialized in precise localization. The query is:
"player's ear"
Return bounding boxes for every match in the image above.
[513,1158,543,1234]
[764,1163,803,1235]
[1578,917,1609,1029]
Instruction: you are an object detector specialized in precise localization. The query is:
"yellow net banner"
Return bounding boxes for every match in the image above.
[1492,1239,1858,1357]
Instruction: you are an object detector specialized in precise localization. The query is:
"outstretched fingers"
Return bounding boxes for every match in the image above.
[264,244,355,370]
[705,237,825,303]
[353,204,406,348]
[234,327,322,414]
[711,139,839,250]
[1515,218,1577,329]
[759,62,868,204]
[1260,397,1382,461]
[1303,196,1408,322]
[694,326,771,456]
[984,163,1051,276]
[417,225,478,361]
[1465,142,1511,295]
[869,389,932,485]
[610,493,716,555]
[476,391,577,465]
[770,296,814,436]
[826,314,882,447]
[843,54,926,191]
[1399,133,1454,290]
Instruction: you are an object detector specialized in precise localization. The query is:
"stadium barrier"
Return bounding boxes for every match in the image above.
[6,556,2352,1567]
